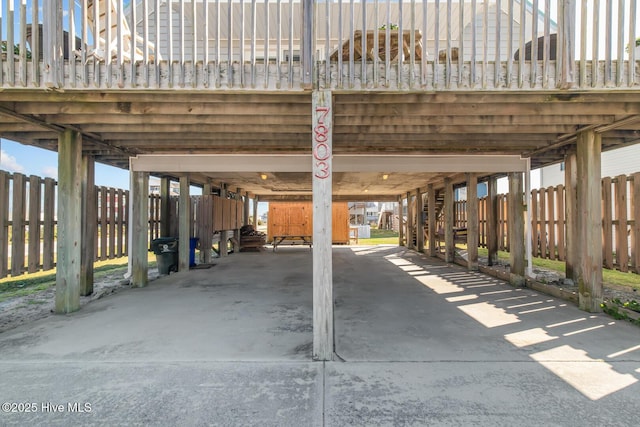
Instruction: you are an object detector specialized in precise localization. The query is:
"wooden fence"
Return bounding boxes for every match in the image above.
[453,173,640,274]
[0,171,249,279]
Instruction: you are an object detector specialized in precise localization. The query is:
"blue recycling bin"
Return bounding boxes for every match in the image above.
[189,237,199,267]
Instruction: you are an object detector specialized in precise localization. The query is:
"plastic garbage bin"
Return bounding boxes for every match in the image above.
[189,237,199,267]
[150,237,178,275]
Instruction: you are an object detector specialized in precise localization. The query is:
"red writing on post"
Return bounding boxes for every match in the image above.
[313,106,331,179]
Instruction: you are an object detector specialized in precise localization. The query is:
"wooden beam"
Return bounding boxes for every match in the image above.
[508,172,525,286]
[131,171,149,288]
[80,155,96,296]
[564,150,578,281]
[131,154,529,173]
[179,176,191,272]
[55,130,82,313]
[467,173,479,271]
[444,177,455,263]
[486,176,499,266]
[427,184,437,257]
[576,129,603,312]
[312,90,333,361]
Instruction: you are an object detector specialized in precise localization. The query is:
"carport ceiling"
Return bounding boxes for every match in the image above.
[1,90,639,197]
[130,154,529,200]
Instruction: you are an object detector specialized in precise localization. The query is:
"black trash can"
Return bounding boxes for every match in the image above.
[150,237,179,275]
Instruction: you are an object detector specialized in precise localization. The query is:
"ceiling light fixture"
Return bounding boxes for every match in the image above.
[260,173,268,180]
[382,174,389,180]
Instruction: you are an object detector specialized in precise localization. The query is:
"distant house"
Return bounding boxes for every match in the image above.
[539,145,640,188]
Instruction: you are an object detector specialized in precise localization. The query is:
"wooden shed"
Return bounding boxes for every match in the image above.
[267,202,350,245]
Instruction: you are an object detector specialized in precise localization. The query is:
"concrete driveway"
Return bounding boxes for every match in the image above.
[1,246,639,426]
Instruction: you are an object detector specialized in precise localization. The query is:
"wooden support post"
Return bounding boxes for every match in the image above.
[564,151,578,281]
[201,181,213,263]
[427,184,437,257]
[508,172,525,286]
[131,171,149,288]
[312,90,333,361]
[160,177,172,237]
[179,176,191,271]
[80,155,96,296]
[244,192,251,226]
[576,130,603,312]
[444,178,455,263]
[467,173,479,271]
[234,189,243,253]
[486,176,499,266]
[253,197,259,227]
[406,191,414,249]
[416,189,425,252]
[219,184,228,257]
[398,196,404,247]
[55,130,82,313]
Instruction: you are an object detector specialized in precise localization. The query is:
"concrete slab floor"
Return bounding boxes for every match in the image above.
[1,245,639,426]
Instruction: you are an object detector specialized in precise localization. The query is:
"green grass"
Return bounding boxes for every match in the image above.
[0,256,156,303]
[476,247,640,291]
[357,228,399,245]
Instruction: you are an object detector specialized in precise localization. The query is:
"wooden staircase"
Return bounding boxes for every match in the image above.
[411,190,445,247]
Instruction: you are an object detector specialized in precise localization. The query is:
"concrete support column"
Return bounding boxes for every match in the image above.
[466,173,479,271]
[80,155,96,296]
[564,150,578,282]
[427,184,437,257]
[55,130,82,313]
[576,130,603,312]
[178,176,191,271]
[312,90,333,361]
[444,178,455,263]
[131,171,149,288]
[406,191,414,250]
[416,189,425,252]
[160,177,171,237]
[398,196,404,247]
[508,172,525,286]
[486,176,499,266]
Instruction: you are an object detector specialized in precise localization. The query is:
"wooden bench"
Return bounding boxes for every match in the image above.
[272,235,312,251]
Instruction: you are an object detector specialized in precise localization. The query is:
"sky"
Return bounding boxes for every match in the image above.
[0,137,131,189]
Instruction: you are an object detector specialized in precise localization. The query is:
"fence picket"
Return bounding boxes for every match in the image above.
[42,178,56,271]
[615,175,629,272]
[0,172,9,278]
[547,186,556,260]
[556,184,565,261]
[633,173,640,274]
[28,175,42,273]
[11,173,26,276]
[602,177,614,269]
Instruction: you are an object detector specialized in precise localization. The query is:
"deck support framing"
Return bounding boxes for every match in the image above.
[55,130,82,313]
[312,90,333,361]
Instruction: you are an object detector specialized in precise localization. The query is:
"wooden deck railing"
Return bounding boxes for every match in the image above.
[0,0,637,90]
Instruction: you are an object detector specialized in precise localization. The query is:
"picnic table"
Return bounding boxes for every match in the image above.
[272,235,313,251]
